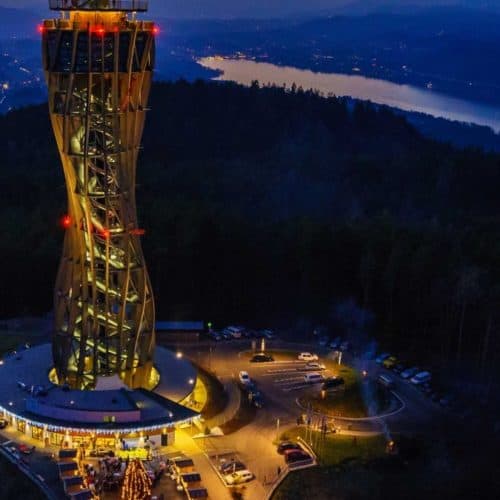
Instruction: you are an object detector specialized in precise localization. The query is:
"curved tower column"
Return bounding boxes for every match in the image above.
[42,1,156,389]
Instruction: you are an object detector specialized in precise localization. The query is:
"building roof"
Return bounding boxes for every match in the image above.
[188,488,209,499]
[0,344,199,433]
[48,0,149,12]
[156,321,204,331]
[174,458,194,468]
[181,473,202,483]
[58,461,78,472]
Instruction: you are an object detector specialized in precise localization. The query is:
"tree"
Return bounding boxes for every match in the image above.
[120,460,152,500]
[454,266,482,363]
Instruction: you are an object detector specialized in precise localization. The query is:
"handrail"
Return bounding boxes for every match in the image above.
[49,0,149,12]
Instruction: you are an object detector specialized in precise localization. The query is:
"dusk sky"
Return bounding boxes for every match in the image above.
[1,0,499,17]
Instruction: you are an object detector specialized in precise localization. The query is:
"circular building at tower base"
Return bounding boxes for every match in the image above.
[0,344,199,450]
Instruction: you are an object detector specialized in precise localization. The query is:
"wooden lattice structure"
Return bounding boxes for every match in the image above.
[42,0,156,389]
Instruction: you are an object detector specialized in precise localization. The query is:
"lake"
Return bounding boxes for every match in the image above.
[198,57,500,133]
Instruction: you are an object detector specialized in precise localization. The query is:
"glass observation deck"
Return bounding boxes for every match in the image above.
[49,0,149,12]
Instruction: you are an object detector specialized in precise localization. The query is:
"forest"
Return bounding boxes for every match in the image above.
[0,79,499,402]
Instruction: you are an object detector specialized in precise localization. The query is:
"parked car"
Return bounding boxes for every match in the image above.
[0,419,8,429]
[252,395,264,408]
[382,356,398,369]
[418,382,433,394]
[208,331,222,341]
[224,326,244,339]
[220,460,246,474]
[277,442,302,454]
[238,371,251,385]
[400,366,420,379]
[329,337,341,350]
[410,371,432,385]
[304,361,326,371]
[321,377,345,391]
[392,363,406,375]
[224,470,254,485]
[304,372,324,384]
[339,341,351,352]
[18,444,35,455]
[375,353,391,364]
[377,374,395,388]
[298,352,318,361]
[261,329,275,339]
[250,353,274,363]
[284,449,311,464]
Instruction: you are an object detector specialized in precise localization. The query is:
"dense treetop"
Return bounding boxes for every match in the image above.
[0,80,499,394]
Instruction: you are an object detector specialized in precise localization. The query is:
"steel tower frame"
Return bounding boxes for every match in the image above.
[42,1,156,389]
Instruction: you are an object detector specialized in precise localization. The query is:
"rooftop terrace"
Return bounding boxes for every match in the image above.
[49,0,148,12]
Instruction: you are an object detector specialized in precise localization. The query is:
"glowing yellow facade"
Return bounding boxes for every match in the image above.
[42,1,156,389]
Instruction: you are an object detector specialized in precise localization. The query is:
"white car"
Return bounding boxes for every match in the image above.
[238,371,251,385]
[304,372,324,383]
[400,366,420,379]
[225,326,243,339]
[305,361,326,371]
[225,469,254,485]
[410,371,431,385]
[298,352,318,361]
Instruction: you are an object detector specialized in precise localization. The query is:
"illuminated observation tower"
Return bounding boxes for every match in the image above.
[42,0,156,390]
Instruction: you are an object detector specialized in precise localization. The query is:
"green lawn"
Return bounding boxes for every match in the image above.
[298,364,391,418]
[197,367,229,419]
[281,426,386,466]
[272,430,500,500]
[220,388,257,434]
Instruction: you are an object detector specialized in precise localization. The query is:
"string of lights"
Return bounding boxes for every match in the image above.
[120,459,152,500]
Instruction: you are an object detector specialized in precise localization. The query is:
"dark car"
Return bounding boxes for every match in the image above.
[321,377,345,391]
[250,353,274,363]
[277,442,302,454]
[220,460,246,474]
[284,449,311,463]
[251,394,264,408]
[392,363,406,375]
[418,382,432,395]
[0,419,8,429]
[18,444,35,455]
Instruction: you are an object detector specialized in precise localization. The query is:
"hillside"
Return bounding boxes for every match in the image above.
[0,80,499,393]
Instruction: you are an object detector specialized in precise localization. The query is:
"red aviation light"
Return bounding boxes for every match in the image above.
[91,26,106,36]
[152,26,160,36]
[37,25,45,35]
[61,215,72,230]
